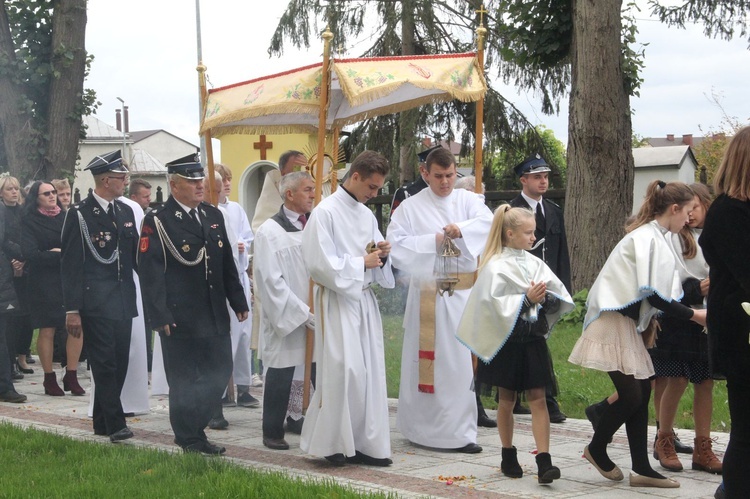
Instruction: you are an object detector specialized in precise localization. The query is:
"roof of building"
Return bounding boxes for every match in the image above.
[128,149,167,174]
[647,135,706,149]
[633,145,697,169]
[82,115,123,140]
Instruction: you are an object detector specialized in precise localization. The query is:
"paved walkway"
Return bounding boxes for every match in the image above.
[2,366,723,498]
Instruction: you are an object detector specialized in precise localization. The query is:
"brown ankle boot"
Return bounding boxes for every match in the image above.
[655,429,683,471]
[692,436,722,474]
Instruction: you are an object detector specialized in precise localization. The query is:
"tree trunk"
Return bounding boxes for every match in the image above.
[0,4,37,179]
[45,0,87,180]
[398,0,417,185]
[565,0,634,291]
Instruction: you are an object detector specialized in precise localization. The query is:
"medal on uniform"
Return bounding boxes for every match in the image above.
[182,244,190,252]
[99,240,106,248]
[218,241,223,248]
[366,241,377,254]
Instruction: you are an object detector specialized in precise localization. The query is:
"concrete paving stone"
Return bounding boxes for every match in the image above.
[0,371,725,498]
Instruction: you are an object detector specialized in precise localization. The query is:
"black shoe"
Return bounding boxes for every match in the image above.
[478,411,497,428]
[714,482,726,499]
[346,451,392,466]
[221,395,235,407]
[285,416,304,435]
[236,392,260,408]
[0,390,27,403]
[549,410,567,424]
[263,437,290,450]
[184,441,226,455]
[585,401,605,431]
[455,442,483,454]
[16,362,34,375]
[11,365,23,381]
[673,432,693,454]
[325,453,346,466]
[109,427,134,443]
[535,452,561,484]
[26,355,36,364]
[208,417,229,430]
[501,446,523,478]
[512,403,531,415]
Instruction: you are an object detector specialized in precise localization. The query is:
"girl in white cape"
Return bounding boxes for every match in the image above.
[568,180,707,489]
[457,205,573,484]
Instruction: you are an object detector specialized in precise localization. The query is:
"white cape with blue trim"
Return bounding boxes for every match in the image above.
[456,248,573,363]
[584,220,682,333]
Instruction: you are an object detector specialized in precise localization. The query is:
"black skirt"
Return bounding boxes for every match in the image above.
[477,336,556,393]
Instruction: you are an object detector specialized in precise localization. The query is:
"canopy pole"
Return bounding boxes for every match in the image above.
[474,5,487,195]
[331,127,340,193]
[198,63,218,207]
[304,26,334,413]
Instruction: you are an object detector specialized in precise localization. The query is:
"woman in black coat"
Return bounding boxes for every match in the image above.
[700,126,750,498]
[21,181,84,396]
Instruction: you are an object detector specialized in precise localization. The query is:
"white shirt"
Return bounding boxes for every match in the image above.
[521,191,544,216]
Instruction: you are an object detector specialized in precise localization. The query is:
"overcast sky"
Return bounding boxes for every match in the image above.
[85,1,750,152]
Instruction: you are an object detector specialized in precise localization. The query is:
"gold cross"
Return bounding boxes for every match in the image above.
[476,4,487,26]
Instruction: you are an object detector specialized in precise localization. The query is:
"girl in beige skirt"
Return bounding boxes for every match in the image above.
[569,180,706,488]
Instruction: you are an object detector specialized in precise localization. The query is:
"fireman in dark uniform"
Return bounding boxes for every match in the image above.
[62,150,138,442]
[138,155,248,455]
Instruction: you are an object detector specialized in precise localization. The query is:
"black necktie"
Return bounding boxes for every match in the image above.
[189,209,201,229]
[107,203,116,226]
[535,202,546,233]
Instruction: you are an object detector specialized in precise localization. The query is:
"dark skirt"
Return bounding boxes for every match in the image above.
[30,310,65,330]
[652,357,711,384]
[477,336,556,394]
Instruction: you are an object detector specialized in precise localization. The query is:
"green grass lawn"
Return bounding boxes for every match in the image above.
[0,423,396,498]
[381,310,730,433]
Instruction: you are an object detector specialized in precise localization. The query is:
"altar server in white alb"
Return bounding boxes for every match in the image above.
[214,163,258,409]
[255,171,315,451]
[301,150,394,467]
[387,146,492,453]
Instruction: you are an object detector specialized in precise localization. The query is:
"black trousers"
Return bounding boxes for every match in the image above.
[724,375,750,498]
[161,334,232,447]
[81,315,132,435]
[262,364,315,439]
[0,316,13,394]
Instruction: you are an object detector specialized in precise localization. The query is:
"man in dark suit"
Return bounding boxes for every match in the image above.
[510,154,572,423]
[139,155,249,455]
[62,150,138,441]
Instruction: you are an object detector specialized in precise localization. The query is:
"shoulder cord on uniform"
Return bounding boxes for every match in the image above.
[153,216,208,279]
[77,210,119,265]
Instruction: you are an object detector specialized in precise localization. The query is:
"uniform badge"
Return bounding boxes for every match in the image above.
[218,241,223,248]
[200,208,206,217]
[210,224,219,229]
[139,236,149,252]
[175,211,183,219]
[124,221,133,228]
[182,244,190,252]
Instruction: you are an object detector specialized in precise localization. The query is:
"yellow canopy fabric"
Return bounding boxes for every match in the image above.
[200,53,486,137]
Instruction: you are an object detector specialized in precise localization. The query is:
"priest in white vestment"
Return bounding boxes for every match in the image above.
[255,172,316,450]
[387,147,492,452]
[301,151,395,467]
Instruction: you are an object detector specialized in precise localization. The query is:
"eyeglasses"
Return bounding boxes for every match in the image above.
[39,190,57,197]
